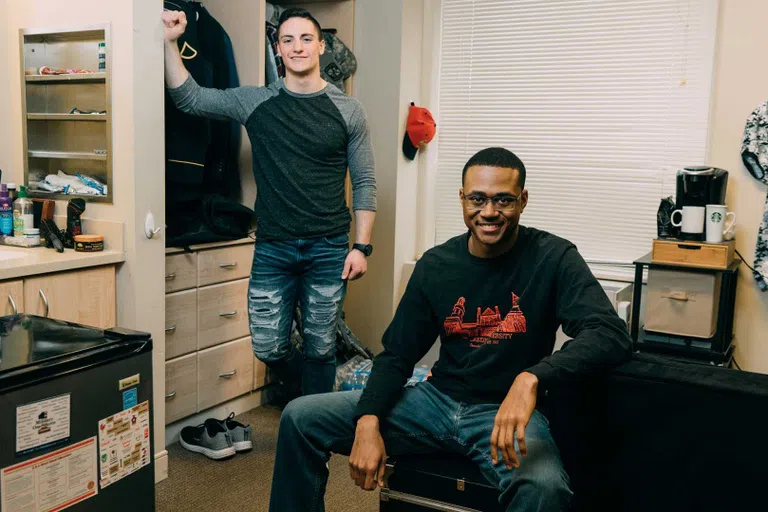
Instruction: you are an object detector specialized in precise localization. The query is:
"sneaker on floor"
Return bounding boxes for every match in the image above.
[179,418,236,460]
[221,412,253,452]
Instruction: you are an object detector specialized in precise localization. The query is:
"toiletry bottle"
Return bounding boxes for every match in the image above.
[6,183,17,202]
[13,185,34,237]
[0,185,13,235]
[98,42,106,72]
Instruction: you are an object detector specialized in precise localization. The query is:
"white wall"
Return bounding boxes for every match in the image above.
[708,0,768,374]
[4,0,168,479]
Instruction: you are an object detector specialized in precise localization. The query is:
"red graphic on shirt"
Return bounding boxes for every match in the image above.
[443,293,526,347]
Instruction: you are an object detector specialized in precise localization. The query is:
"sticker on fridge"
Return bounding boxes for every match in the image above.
[97,400,151,489]
[16,393,71,455]
[122,388,138,410]
[1,437,98,512]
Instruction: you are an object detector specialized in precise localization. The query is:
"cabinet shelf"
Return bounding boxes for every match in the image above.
[27,113,107,121]
[21,25,112,204]
[28,150,107,161]
[27,189,111,203]
[25,72,106,83]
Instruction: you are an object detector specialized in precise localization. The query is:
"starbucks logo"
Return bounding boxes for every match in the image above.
[710,212,722,223]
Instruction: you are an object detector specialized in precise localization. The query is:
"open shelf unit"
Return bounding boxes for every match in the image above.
[20,25,112,203]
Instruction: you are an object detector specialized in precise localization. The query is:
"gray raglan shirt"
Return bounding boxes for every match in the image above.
[168,77,377,240]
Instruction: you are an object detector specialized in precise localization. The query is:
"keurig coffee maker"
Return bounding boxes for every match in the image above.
[673,166,728,240]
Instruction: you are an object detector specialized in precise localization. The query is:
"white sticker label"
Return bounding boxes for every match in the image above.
[16,394,71,455]
[1,437,98,512]
[97,400,151,489]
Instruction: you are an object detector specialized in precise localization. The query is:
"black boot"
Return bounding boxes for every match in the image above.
[265,347,304,407]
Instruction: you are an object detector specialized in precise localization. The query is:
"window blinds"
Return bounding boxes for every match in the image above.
[435,0,719,272]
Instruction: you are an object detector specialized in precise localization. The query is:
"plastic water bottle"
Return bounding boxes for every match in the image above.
[13,185,33,237]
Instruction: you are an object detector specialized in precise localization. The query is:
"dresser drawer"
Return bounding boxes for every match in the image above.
[197,279,249,349]
[197,337,254,411]
[165,289,197,360]
[165,354,198,424]
[198,244,253,287]
[166,253,198,292]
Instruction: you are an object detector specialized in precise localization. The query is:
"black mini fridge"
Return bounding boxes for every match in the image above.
[0,314,155,512]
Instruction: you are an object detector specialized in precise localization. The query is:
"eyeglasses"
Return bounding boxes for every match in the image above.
[462,193,520,212]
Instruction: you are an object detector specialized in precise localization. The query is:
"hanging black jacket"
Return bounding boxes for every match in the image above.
[164,1,243,246]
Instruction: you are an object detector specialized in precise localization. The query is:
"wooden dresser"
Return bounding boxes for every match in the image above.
[163,239,267,424]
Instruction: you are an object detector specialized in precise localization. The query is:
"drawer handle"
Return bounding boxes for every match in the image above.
[39,289,49,318]
[165,273,176,280]
[219,370,237,379]
[165,325,177,332]
[165,391,177,400]
[662,291,689,301]
[8,294,17,315]
[219,311,237,318]
[219,262,238,269]
[677,244,701,251]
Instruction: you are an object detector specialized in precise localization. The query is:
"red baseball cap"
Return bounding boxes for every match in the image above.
[402,102,436,160]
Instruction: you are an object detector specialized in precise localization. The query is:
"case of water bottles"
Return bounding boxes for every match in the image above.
[334,355,432,392]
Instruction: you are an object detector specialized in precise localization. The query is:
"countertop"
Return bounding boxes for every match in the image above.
[0,244,125,281]
[165,237,255,255]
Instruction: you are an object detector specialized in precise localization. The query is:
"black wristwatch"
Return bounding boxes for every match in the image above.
[352,243,373,257]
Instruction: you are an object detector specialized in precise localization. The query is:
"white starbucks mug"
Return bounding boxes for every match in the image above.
[705,204,736,243]
[671,206,705,235]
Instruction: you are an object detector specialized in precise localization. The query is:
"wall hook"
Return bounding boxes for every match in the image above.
[145,210,162,239]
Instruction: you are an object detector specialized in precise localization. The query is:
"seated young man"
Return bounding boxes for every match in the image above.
[269,147,632,512]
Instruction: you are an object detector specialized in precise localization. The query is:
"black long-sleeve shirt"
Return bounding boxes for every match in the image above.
[355,226,632,420]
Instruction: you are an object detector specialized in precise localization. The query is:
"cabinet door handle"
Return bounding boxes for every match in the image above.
[219,262,238,269]
[219,311,237,318]
[165,391,176,400]
[165,273,176,280]
[8,294,17,315]
[218,370,237,379]
[39,289,49,317]
[165,325,177,332]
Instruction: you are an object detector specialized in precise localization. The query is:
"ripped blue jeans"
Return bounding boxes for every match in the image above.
[248,233,349,396]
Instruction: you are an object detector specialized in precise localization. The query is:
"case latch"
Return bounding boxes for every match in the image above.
[457,479,465,491]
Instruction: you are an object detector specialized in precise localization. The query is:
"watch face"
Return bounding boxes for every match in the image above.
[355,244,372,256]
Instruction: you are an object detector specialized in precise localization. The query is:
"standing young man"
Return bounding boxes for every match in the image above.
[269,147,632,511]
[163,8,376,396]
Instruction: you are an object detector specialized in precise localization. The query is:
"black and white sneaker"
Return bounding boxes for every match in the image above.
[179,418,236,460]
[220,412,253,452]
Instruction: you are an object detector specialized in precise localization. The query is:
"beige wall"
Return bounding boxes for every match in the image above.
[345,0,404,352]
[0,0,9,176]
[392,1,424,314]
[4,0,168,478]
[709,0,768,374]
[344,0,430,352]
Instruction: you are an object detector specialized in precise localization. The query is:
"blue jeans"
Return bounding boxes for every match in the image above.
[248,233,349,396]
[269,381,572,512]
